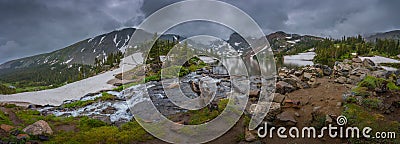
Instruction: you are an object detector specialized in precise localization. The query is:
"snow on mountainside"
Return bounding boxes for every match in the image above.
[0,28,138,70]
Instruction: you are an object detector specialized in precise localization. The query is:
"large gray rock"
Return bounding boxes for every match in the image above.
[362,58,375,67]
[22,120,53,135]
[322,66,332,76]
[276,111,297,126]
[276,81,295,94]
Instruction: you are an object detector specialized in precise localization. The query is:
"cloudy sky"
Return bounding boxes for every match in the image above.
[0,0,399,63]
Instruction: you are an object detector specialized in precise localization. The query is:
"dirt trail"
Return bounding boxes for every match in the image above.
[260,77,348,143]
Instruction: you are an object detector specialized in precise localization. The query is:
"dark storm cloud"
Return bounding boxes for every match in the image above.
[141,0,400,38]
[0,0,144,63]
[1,0,400,63]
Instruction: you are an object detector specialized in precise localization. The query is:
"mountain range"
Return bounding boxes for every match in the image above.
[0,28,398,80]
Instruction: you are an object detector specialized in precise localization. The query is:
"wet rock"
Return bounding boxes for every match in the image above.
[23,120,53,136]
[276,111,297,126]
[276,81,295,94]
[0,124,14,132]
[352,58,362,63]
[102,106,117,114]
[362,58,375,67]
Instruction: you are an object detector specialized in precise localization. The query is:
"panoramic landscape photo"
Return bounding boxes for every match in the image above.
[0,0,399,143]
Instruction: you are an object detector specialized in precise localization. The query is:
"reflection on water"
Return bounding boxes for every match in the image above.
[283,52,315,66]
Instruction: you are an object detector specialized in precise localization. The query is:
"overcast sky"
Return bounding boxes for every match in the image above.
[0,0,399,63]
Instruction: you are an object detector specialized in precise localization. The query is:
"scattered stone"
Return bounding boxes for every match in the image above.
[276,111,297,126]
[16,134,30,140]
[352,58,362,63]
[276,81,295,94]
[22,120,53,136]
[245,128,257,142]
[336,102,342,107]
[322,66,332,76]
[0,124,14,132]
[396,79,400,86]
[362,58,375,67]
[303,73,312,81]
[294,112,300,117]
[39,135,50,141]
[313,106,321,112]
[325,115,333,124]
[335,76,347,84]
[273,93,286,104]
[92,115,112,124]
[249,89,260,97]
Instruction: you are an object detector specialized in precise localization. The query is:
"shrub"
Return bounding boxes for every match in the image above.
[346,96,358,103]
[387,82,400,91]
[351,86,370,97]
[0,111,12,125]
[362,97,382,109]
[358,76,385,90]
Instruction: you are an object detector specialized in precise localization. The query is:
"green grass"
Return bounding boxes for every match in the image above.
[47,120,153,144]
[358,76,386,90]
[362,97,382,109]
[188,99,229,125]
[0,111,12,125]
[343,103,400,143]
[387,82,400,91]
[351,86,370,97]
[63,92,116,109]
[63,100,96,109]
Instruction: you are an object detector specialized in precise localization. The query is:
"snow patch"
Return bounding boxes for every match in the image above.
[63,58,73,64]
[99,36,106,45]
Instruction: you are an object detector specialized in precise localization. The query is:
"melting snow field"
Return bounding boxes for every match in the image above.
[0,53,143,106]
[360,56,400,71]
